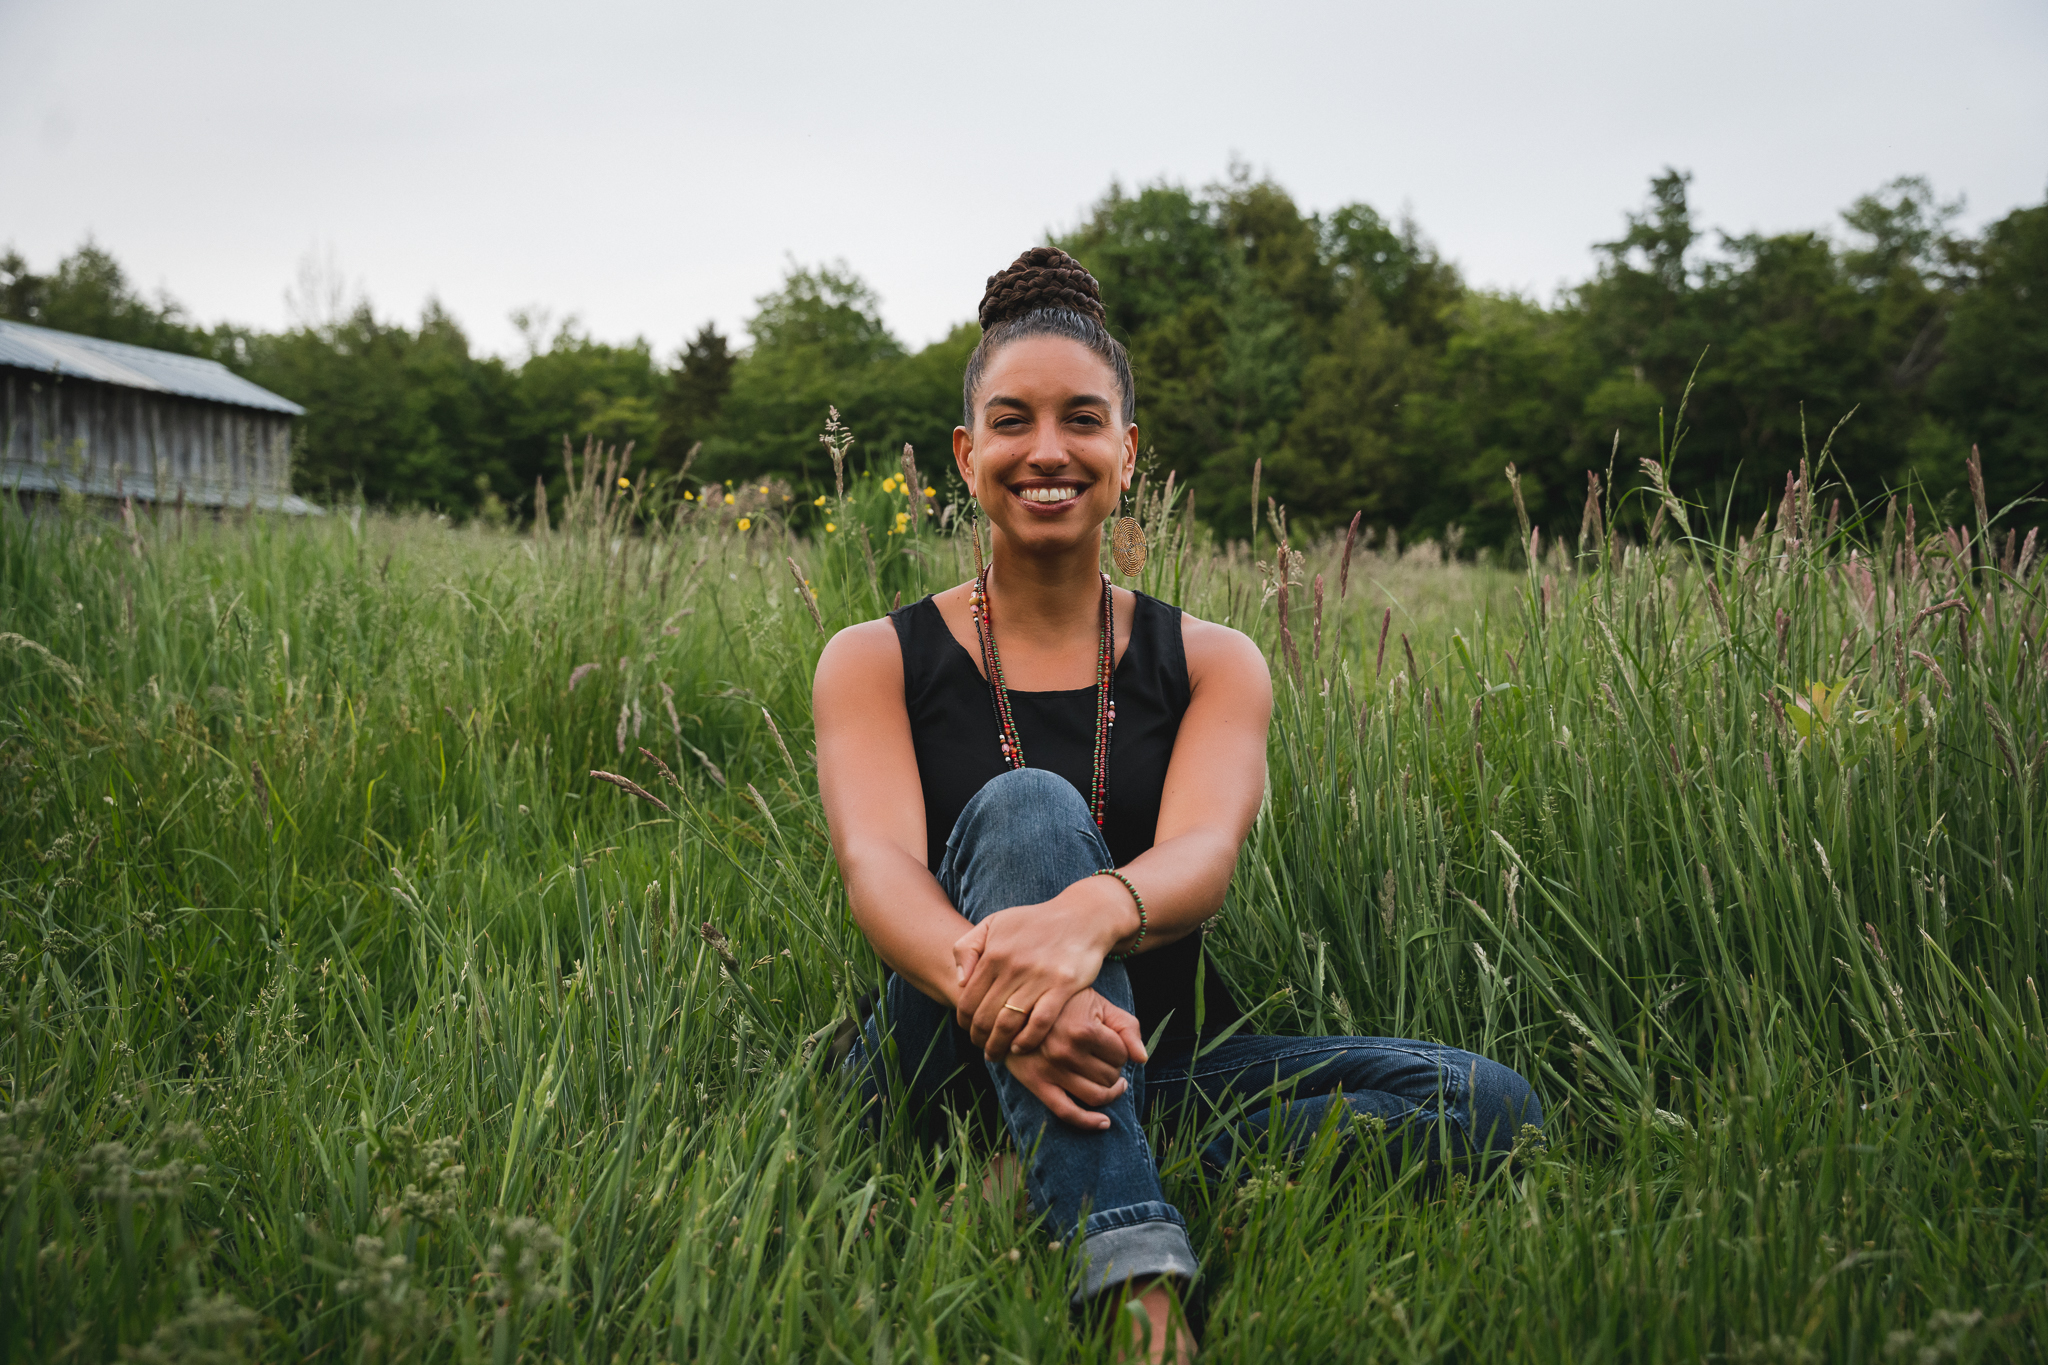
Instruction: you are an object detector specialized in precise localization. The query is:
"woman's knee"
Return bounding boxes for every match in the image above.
[969,767,1093,826]
[944,770,1106,911]
[1464,1056,1543,1152]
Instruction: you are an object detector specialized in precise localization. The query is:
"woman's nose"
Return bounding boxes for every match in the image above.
[1026,419,1069,467]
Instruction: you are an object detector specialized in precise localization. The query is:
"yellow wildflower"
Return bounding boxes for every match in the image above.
[736,517,752,531]
[724,494,735,505]
[824,522,836,533]
[814,496,826,506]
[617,476,630,490]
[923,486,935,497]
[684,490,695,501]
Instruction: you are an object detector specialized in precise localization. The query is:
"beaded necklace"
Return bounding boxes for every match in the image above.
[968,566,1116,828]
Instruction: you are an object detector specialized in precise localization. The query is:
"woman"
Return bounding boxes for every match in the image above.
[814,247,1540,1360]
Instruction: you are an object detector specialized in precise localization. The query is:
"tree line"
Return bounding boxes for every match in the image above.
[5,166,2043,543]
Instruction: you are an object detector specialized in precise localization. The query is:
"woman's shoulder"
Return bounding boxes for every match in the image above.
[1166,606,1269,696]
[815,616,903,689]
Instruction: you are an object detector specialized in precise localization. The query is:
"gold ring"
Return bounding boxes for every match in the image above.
[1001,1001,1028,1014]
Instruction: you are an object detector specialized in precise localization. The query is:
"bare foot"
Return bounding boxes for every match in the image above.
[1113,1280,1195,1364]
[980,1150,1024,1206]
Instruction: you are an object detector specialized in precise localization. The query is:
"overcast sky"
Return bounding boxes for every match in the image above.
[4,0,2044,360]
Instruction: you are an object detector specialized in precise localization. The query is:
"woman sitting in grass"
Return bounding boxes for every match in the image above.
[814,247,1541,1361]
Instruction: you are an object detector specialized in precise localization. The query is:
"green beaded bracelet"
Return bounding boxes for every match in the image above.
[1095,868,1147,960]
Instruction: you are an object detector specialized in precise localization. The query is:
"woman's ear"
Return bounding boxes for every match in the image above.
[952,425,976,496]
[1121,423,1140,490]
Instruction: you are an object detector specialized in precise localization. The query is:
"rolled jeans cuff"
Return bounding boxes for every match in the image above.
[1072,1201,1199,1303]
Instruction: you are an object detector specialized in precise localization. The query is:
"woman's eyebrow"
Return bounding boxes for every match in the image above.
[981,392,1112,415]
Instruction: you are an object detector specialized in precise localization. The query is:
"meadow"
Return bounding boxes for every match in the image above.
[1,434,2044,1362]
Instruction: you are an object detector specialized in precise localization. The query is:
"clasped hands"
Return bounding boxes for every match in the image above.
[951,885,1146,1132]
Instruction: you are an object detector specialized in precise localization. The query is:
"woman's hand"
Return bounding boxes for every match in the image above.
[954,877,1134,1059]
[1001,988,1149,1130]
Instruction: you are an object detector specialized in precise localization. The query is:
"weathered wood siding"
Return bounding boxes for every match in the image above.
[1,367,294,502]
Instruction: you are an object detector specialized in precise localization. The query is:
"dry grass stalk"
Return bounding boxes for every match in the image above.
[1968,445,1990,535]
[1248,457,1261,557]
[1275,545,1300,681]
[761,708,800,779]
[1340,512,1361,599]
[1909,598,1966,639]
[1157,470,1177,555]
[637,746,683,792]
[899,445,921,525]
[250,760,272,830]
[0,632,85,693]
[1579,472,1604,558]
[858,525,878,591]
[121,495,145,558]
[786,558,826,636]
[1505,463,1532,547]
[1706,576,1732,639]
[698,920,742,973]
[685,742,726,789]
[1312,574,1325,664]
[1912,651,1952,696]
[589,769,672,815]
[820,407,852,507]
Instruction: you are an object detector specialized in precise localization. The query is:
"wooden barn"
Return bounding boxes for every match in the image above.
[1,318,320,515]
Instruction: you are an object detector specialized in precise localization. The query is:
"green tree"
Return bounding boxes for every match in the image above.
[1569,170,1972,529]
[241,300,516,510]
[702,264,907,487]
[653,324,736,472]
[0,242,208,355]
[1928,200,2048,512]
[1398,295,1600,544]
[510,319,663,490]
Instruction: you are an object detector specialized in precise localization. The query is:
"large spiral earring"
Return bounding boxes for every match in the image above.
[1110,488,1148,579]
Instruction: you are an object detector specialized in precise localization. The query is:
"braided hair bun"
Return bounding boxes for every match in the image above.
[961,245,1134,428]
[978,247,1105,329]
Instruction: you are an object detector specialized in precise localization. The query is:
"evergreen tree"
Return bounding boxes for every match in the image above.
[654,324,736,472]
[1929,201,2048,511]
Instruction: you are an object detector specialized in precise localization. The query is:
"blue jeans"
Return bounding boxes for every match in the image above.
[846,768,1543,1300]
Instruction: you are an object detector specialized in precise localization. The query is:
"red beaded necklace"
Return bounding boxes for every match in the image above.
[969,566,1116,828]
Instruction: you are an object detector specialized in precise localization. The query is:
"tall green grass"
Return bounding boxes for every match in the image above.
[1,439,2043,1362]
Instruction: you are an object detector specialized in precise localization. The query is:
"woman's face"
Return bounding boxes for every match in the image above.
[951,335,1137,558]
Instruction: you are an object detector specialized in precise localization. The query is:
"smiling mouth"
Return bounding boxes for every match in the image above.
[1016,485,1082,505]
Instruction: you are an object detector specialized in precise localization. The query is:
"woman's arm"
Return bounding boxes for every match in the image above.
[955,614,1273,1058]
[813,618,969,1006]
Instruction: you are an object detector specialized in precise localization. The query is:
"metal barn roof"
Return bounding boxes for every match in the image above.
[0,318,305,416]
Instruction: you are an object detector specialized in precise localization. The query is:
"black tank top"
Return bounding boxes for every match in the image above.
[891,590,1240,1044]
